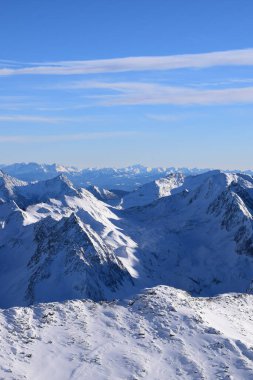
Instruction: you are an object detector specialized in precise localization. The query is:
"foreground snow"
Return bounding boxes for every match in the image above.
[1,286,253,380]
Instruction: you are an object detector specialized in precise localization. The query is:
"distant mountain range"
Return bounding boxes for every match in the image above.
[1,162,253,191]
[0,162,218,190]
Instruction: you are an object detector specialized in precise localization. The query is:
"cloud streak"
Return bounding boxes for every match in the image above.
[0,131,136,143]
[0,115,104,124]
[58,80,253,106]
[1,49,253,76]
[0,115,66,124]
[104,85,253,106]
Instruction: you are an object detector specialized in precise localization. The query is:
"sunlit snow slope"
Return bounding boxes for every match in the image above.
[1,286,253,380]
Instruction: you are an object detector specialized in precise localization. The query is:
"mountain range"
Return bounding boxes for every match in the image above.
[1,164,253,378]
[1,166,253,306]
[0,162,221,190]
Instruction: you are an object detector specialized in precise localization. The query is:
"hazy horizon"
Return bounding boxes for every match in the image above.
[1,160,253,173]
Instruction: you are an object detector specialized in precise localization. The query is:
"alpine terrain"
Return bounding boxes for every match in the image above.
[1,166,253,379]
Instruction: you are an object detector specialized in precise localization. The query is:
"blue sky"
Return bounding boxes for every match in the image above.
[1,0,253,169]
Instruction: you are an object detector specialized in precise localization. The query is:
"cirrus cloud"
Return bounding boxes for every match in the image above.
[1,48,253,76]
[56,80,253,106]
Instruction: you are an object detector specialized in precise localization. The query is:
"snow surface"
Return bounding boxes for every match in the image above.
[1,286,253,379]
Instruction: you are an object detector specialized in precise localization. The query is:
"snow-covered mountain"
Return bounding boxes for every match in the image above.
[1,168,253,305]
[1,168,253,378]
[0,162,78,182]
[121,170,253,295]
[121,172,185,208]
[0,169,27,202]
[2,162,253,192]
[0,174,136,308]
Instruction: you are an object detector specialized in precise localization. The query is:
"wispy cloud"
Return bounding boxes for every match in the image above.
[107,85,253,106]
[0,114,102,124]
[1,49,253,76]
[189,78,253,88]
[0,115,65,124]
[0,131,136,143]
[56,80,253,106]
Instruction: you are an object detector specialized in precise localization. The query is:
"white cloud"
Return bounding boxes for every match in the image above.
[1,49,253,76]
[58,80,253,106]
[107,85,253,106]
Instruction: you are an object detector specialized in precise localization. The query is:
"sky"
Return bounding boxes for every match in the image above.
[1,0,253,169]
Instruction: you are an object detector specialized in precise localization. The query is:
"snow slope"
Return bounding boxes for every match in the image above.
[1,286,253,380]
[85,185,128,205]
[121,173,185,208]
